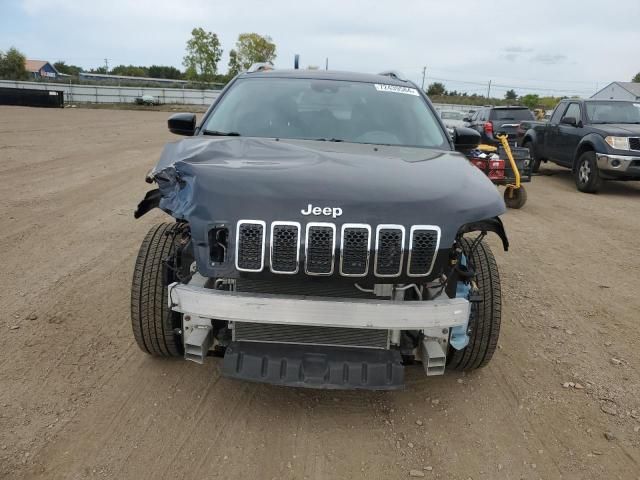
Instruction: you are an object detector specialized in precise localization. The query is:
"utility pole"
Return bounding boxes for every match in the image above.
[421,66,427,91]
[104,58,109,72]
[487,80,492,99]
[325,58,328,70]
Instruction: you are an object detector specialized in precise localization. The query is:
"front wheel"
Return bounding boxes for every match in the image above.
[448,237,502,371]
[504,185,527,209]
[575,151,602,193]
[130,223,184,357]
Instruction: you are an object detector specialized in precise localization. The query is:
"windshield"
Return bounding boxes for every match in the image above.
[440,111,465,120]
[490,109,534,121]
[203,77,449,148]
[585,101,640,124]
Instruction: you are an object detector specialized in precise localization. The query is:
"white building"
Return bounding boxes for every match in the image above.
[591,82,640,101]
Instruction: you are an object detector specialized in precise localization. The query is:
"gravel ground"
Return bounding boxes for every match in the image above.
[1,106,639,480]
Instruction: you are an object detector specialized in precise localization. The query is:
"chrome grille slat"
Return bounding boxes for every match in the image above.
[374,225,405,277]
[340,224,371,276]
[235,220,265,272]
[407,226,441,277]
[305,223,336,275]
[270,222,300,274]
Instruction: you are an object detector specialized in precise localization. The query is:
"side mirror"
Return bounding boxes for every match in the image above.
[453,127,481,150]
[168,113,196,136]
[560,116,577,127]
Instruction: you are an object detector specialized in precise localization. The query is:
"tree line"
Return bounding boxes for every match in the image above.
[426,81,573,110]
[0,29,276,84]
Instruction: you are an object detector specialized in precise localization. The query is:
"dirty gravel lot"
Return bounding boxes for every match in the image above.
[1,106,639,480]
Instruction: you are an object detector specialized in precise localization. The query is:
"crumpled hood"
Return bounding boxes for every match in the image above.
[151,136,505,278]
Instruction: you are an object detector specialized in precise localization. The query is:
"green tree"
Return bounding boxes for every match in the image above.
[183,27,223,82]
[0,47,29,80]
[53,61,82,76]
[148,65,182,79]
[633,72,640,82]
[504,89,517,100]
[110,64,149,77]
[227,49,242,78]
[520,94,540,109]
[426,82,446,96]
[232,33,277,70]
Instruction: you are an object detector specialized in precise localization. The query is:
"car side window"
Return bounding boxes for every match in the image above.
[550,104,566,124]
[562,103,581,122]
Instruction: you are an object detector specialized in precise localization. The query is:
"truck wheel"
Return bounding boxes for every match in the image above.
[523,141,540,173]
[575,151,602,193]
[448,237,501,371]
[131,223,183,357]
[504,185,527,209]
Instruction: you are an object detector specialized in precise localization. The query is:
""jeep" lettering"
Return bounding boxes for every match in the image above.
[301,204,343,218]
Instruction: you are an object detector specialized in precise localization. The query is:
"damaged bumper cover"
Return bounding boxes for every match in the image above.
[168,283,470,330]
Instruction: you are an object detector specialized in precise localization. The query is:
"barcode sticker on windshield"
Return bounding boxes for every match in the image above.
[374,84,419,96]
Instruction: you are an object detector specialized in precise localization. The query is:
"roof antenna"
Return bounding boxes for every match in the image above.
[294,54,300,70]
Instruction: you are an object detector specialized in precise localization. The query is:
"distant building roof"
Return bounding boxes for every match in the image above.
[616,82,640,96]
[24,59,61,76]
[592,81,640,99]
[24,59,49,73]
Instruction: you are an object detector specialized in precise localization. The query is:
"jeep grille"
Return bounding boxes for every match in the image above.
[234,221,440,278]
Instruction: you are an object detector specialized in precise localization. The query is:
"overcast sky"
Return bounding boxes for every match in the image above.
[1,0,639,98]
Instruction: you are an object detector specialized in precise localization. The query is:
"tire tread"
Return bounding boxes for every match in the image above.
[449,237,501,371]
[131,223,182,357]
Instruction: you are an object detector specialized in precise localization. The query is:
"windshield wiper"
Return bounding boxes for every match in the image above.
[202,130,241,136]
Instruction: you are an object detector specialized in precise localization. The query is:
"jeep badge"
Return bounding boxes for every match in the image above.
[301,204,343,218]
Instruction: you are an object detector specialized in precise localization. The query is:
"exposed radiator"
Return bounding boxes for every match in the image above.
[233,322,389,349]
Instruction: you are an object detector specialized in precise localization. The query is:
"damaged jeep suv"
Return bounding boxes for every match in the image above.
[131,68,508,390]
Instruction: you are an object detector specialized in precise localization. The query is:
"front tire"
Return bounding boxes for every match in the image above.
[448,237,502,371]
[523,141,540,173]
[575,151,602,193]
[131,223,183,357]
[504,185,527,209]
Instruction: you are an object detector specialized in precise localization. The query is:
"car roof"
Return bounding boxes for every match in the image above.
[236,69,414,87]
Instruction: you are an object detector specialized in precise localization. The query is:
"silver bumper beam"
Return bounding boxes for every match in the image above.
[168,283,470,330]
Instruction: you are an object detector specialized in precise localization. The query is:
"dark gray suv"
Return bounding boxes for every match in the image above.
[466,106,534,144]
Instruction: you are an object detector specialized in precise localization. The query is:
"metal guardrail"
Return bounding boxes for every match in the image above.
[0,79,221,106]
[0,80,480,112]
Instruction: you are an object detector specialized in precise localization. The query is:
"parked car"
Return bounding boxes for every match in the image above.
[131,68,509,390]
[439,109,467,134]
[520,99,640,192]
[465,106,535,145]
[135,94,159,106]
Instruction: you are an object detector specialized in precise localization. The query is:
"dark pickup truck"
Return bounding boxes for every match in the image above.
[520,99,640,192]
